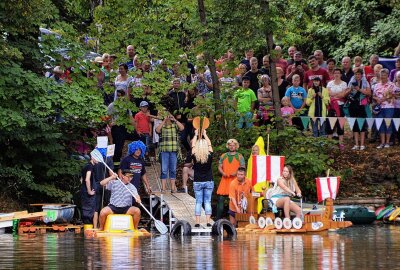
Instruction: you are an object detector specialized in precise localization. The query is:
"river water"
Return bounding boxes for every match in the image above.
[0,225,399,269]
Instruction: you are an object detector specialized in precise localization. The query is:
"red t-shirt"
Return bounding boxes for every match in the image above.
[304,67,331,88]
[364,65,375,83]
[134,111,151,134]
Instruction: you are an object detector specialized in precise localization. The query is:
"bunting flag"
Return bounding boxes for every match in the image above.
[251,155,285,185]
[384,118,392,129]
[300,117,310,129]
[316,177,340,203]
[328,117,337,128]
[346,118,357,130]
[356,118,365,130]
[375,118,384,130]
[338,117,346,129]
[311,117,317,123]
[319,117,326,125]
[366,118,375,129]
[393,118,400,131]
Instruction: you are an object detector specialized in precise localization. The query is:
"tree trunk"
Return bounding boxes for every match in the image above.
[261,0,283,130]
[197,0,221,104]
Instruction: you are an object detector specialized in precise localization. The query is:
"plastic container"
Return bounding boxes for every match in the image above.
[42,205,76,224]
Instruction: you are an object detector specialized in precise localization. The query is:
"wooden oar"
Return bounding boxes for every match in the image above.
[91,149,168,235]
[192,116,201,130]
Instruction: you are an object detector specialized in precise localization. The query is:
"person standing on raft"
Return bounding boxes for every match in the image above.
[80,151,98,227]
[216,139,245,220]
[98,170,142,230]
[191,128,214,228]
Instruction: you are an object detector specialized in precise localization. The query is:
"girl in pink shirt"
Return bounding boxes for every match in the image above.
[281,96,295,125]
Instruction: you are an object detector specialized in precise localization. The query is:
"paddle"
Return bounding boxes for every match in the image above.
[90,149,168,235]
[201,117,210,139]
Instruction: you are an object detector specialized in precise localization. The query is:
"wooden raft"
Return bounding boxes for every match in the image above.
[18,224,83,235]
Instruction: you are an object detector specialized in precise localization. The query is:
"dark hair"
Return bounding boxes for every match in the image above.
[327,58,336,65]
[118,63,129,71]
[355,69,364,75]
[333,68,342,74]
[308,55,317,61]
[242,76,250,81]
[237,167,246,172]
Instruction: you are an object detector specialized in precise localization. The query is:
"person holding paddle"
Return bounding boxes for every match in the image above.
[191,123,213,228]
[98,170,142,231]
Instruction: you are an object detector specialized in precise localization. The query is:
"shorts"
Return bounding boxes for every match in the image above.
[108,204,131,214]
[228,210,236,218]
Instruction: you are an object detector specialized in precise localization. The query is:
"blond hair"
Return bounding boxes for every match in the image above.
[226,138,239,149]
[193,139,210,164]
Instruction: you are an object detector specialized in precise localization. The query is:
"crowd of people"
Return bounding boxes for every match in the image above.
[52,44,400,228]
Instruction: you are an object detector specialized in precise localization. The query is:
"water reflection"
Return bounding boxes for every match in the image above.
[1,226,400,269]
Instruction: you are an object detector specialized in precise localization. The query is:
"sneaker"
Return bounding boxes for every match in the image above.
[359,145,365,150]
[194,224,200,228]
[351,145,359,150]
[384,144,390,148]
[177,188,186,193]
[376,144,385,149]
[206,223,212,227]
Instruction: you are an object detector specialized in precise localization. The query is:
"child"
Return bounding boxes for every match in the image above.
[234,76,257,128]
[134,101,152,161]
[306,77,330,137]
[353,56,365,73]
[280,96,295,126]
[81,151,98,227]
[285,74,307,129]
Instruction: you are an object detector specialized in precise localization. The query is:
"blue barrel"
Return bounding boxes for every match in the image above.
[42,205,76,224]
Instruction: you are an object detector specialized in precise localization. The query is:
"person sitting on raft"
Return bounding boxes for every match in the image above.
[98,169,142,231]
[265,165,302,219]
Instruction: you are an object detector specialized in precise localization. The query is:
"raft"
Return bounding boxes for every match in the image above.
[84,214,151,238]
[334,205,376,224]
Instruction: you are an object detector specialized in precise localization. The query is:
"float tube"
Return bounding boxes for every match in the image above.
[376,204,394,220]
[85,214,151,238]
[388,207,400,221]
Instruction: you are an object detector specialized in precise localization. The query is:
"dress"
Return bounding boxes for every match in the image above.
[217,152,245,195]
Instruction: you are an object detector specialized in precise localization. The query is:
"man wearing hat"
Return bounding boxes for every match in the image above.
[98,169,142,230]
[134,101,152,161]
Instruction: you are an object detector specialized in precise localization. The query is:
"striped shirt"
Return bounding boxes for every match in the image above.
[109,180,138,207]
[158,123,179,152]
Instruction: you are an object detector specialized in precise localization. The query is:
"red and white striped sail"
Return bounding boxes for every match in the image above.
[251,155,285,185]
[316,177,340,202]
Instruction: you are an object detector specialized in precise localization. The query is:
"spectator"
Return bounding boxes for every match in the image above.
[126,45,136,70]
[191,129,214,228]
[287,46,297,65]
[370,64,383,91]
[257,74,274,126]
[281,96,295,126]
[389,58,400,82]
[134,101,152,160]
[51,66,65,84]
[364,54,380,83]
[373,69,395,148]
[216,139,245,220]
[156,112,185,193]
[240,49,254,71]
[235,63,248,88]
[196,66,213,96]
[285,74,307,129]
[286,51,309,85]
[244,57,263,93]
[277,67,290,100]
[393,71,400,144]
[80,152,97,227]
[273,46,288,74]
[306,77,330,137]
[326,69,348,150]
[234,76,257,128]
[260,55,270,76]
[314,50,327,69]
[303,55,330,89]
[228,167,252,227]
[114,63,133,100]
[341,56,354,84]
[352,56,365,74]
[326,58,336,80]
[344,69,371,150]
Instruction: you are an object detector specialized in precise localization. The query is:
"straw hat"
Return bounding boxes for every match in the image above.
[94,56,103,63]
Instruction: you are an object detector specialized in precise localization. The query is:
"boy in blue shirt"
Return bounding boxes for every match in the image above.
[285,74,307,129]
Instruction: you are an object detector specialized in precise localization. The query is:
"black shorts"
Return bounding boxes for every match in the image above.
[108,204,131,214]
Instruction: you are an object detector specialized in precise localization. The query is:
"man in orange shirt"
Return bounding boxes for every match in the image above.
[228,167,253,226]
[134,101,152,161]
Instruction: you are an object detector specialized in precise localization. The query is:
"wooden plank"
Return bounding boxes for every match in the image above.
[29,203,68,207]
[0,212,47,222]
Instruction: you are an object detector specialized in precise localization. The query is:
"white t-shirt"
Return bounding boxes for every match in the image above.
[327,80,347,105]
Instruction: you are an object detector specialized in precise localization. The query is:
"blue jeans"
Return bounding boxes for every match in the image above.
[236,112,253,129]
[311,118,326,137]
[160,151,177,179]
[377,108,395,134]
[193,181,214,216]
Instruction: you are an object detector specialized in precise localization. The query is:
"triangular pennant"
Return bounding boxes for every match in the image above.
[366,118,375,129]
[375,118,384,130]
[356,118,365,130]
[311,117,317,124]
[384,118,392,129]
[393,118,400,131]
[346,117,357,130]
[300,116,310,129]
[319,117,326,125]
[328,117,337,129]
[338,117,346,129]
